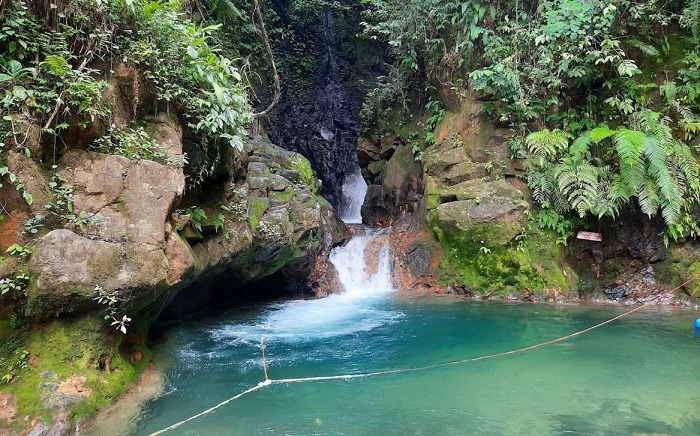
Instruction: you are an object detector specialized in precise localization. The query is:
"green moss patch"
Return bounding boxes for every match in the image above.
[433,223,576,295]
[288,155,317,194]
[1,316,148,431]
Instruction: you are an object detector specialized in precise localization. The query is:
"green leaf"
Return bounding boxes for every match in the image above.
[22,191,32,205]
[43,54,71,77]
[590,127,616,143]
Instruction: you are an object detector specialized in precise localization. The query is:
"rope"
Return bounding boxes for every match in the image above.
[149,381,271,436]
[149,272,700,435]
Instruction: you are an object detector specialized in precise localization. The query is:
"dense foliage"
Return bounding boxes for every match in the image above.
[361,0,700,241]
[0,0,251,173]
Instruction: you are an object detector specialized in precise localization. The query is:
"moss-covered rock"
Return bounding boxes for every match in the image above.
[0,316,149,435]
[416,92,577,295]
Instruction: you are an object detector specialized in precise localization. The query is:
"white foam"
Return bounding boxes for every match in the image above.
[338,163,367,224]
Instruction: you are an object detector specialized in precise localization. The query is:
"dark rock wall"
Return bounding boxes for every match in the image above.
[263,1,383,209]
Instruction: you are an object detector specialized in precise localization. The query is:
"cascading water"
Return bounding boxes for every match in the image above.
[337,163,367,224]
[329,226,391,294]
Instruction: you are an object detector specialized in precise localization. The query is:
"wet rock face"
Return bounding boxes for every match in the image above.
[264,4,382,209]
[571,208,671,301]
[267,90,359,209]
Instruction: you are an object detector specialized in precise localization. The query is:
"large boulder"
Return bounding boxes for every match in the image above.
[417,93,576,295]
[28,148,185,318]
[429,179,528,247]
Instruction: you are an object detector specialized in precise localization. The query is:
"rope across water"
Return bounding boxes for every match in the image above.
[149,273,700,435]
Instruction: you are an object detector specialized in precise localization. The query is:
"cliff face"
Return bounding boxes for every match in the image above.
[0,62,346,434]
[358,87,699,304]
[262,1,383,209]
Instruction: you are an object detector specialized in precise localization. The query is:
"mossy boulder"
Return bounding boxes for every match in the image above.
[419,92,576,295]
[429,179,528,247]
[0,317,149,435]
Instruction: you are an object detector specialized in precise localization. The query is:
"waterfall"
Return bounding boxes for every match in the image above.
[337,163,367,224]
[210,227,396,345]
[329,227,392,295]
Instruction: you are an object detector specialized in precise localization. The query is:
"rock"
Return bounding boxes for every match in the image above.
[164,233,195,286]
[604,284,629,300]
[361,144,423,225]
[123,159,184,245]
[406,241,432,278]
[247,162,266,177]
[157,137,348,318]
[60,150,184,245]
[27,230,122,317]
[144,112,183,156]
[367,159,386,176]
[429,180,528,246]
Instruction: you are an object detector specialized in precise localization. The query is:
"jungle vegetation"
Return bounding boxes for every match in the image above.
[360,0,700,242]
[2,0,700,237]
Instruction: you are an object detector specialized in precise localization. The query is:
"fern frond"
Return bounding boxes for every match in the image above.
[671,139,700,201]
[43,54,71,77]
[637,175,660,217]
[613,128,645,193]
[528,169,552,205]
[599,174,634,218]
[590,127,616,143]
[525,129,572,159]
[659,81,677,106]
[643,136,681,225]
[569,130,593,157]
[553,159,599,217]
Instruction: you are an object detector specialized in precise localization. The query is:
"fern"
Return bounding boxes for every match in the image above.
[569,130,593,157]
[525,129,572,159]
[612,128,645,195]
[526,112,700,230]
[43,54,71,77]
[553,158,599,217]
[643,136,681,224]
[637,175,661,217]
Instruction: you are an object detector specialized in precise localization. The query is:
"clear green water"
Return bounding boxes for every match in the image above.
[125,293,700,435]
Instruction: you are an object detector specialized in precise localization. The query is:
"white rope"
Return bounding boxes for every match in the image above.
[148,381,271,436]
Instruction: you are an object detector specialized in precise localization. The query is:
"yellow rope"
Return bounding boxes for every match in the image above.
[149,273,700,435]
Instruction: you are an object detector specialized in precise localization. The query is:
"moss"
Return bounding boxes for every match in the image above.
[248,198,269,231]
[425,177,441,210]
[269,189,294,202]
[0,319,13,339]
[654,242,700,303]
[288,155,317,194]
[432,217,576,295]
[1,316,148,431]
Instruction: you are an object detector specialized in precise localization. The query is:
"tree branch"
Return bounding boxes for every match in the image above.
[252,0,281,118]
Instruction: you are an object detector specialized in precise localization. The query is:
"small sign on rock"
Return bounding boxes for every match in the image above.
[576,231,602,242]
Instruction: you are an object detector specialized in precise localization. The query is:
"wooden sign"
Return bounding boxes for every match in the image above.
[576,231,602,242]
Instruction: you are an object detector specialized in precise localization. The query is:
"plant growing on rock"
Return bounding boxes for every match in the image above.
[92,125,187,167]
[0,274,29,296]
[118,1,252,171]
[45,168,104,235]
[0,349,29,384]
[93,284,131,334]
